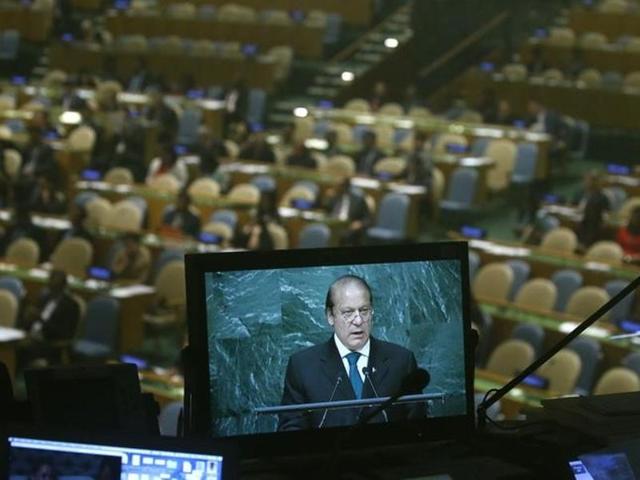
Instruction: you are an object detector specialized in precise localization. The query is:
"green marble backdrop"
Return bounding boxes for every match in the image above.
[205,260,467,437]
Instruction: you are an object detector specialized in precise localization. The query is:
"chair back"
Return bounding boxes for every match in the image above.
[569,337,603,394]
[378,103,404,116]
[433,133,468,156]
[148,174,180,194]
[511,143,538,184]
[485,139,517,191]
[85,197,113,230]
[373,157,407,177]
[0,276,25,302]
[188,178,221,201]
[251,175,277,193]
[323,155,355,177]
[298,223,331,249]
[594,367,640,395]
[565,286,610,320]
[444,168,478,206]
[210,209,238,229]
[551,269,583,311]
[105,200,143,232]
[486,339,535,377]
[268,224,289,249]
[0,290,17,327]
[344,98,370,113]
[472,263,513,301]
[511,323,545,356]
[51,237,93,278]
[78,296,120,354]
[578,68,602,88]
[6,238,40,268]
[585,241,624,264]
[374,192,410,233]
[604,279,634,322]
[67,126,96,153]
[507,259,531,300]
[537,349,582,395]
[540,227,578,254]
[227,183,260,205]
[514,278,557,312]
[155,260,186,307]
[104,167,134,185]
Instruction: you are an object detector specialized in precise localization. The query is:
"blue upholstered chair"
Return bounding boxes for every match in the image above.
[298,223,331,249]
[73,296,120,359]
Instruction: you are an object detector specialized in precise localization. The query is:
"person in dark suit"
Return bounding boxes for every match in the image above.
[161,190,201,239]
[21,126,60,188]
[353,130,384,176]
[278,275,426,431]
[19,270,80,366]
[325,177,372,246]
[285,142,317,169]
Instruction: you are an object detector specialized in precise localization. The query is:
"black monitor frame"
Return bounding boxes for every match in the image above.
[185,242,475,457]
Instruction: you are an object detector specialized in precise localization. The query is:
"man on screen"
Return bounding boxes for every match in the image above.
[278,275,426,431]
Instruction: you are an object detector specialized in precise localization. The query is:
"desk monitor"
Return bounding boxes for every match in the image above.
[186,242,474,455]
[6,432,233,480]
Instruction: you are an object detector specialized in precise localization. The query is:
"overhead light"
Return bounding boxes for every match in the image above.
[341,71,355,82]
[59,111,82,125]
[384,37,399,48]
[293,107,309,118]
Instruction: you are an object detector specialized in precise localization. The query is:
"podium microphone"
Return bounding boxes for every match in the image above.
[362,367,388,423]
[318,375,344,428]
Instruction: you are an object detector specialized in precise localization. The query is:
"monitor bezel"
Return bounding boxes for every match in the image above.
[185,242,475,456]
[3,426,238,480]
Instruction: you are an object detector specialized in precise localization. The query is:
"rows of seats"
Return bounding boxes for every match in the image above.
[540,26,640,50]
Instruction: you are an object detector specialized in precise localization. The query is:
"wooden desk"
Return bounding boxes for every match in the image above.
[479,299,639,376]
[0,5,53,42]
[539,204,619,241]
[310,108,551,181]
[74,180,255,232]
[155,0,373,26]
[0,262,155,352]
[569,8,640,37]
[522,41,640,75]
[49,42,279,91]
[222,161,428,240]
[105,12,325,59]
[475,73,640,131]
[462,236,640,284]
[278,207,347,247]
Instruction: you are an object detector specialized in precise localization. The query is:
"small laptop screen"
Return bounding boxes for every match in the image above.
[8,436,224,480]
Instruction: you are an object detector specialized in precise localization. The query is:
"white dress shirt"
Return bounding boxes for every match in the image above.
[334,334,370,383]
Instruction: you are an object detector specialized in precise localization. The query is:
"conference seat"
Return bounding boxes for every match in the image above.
[159,400,183,436]
[599,0,629,13]
[74,191,99,208]
[624,71,640,89]
[6,238,40,268]
[366,192,410,244]
[432,133,468,156]
[50,237,93,279]
[551,269,583,312]
[188,178,221,201]
[251,175,277,193]
[73,296,120,360]
[322,155,356,177]
[547,27,576,47]
[506,259,530,300]
[439,167,478,220]
[144,260,186,330]
[147,174,181,194]
[577,68,603,88]
[565,286,610,321]
[201,221,234,247]
[540,227,578,254]
[67,125,97,154]
[542,68,564,83]
[378,102,404,116]
[0,290,17,328]
[150,248,185,283]
[537,349,582,395]
[85,196,113,230]
[593,367,640,395]
[624,37,640,53]
[511,143,538,185]
[3,148,21,180]
[472,263,513,302]
[584,241,624,264]
[469,138,489,156]
[604,279,633,323]
[262,9,292,26]
[105,200,144,232]
[0,276,25,302]
[297,223,331,249]
[568,337,603,395]
[501,63,528,82]
[228,183,261,206]
[344,98,370,113]
[602,186,627,212]
[209,209,238,230]
[166,2,196,18]
[373,157,406,179]
[485,139,517,192]
[104,167,134,185]
[408,106,432,119]
[486,339,535,378]
[374,124,395,150]
[513,278,557,312]
[177,108,203,146]
[622,352,640,378]
[620,196,640,220]
[511,323,545,357]
[268,223,289,249]
[578,32,608,50]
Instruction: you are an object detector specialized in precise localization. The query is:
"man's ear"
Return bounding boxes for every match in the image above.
[326,311,335,327]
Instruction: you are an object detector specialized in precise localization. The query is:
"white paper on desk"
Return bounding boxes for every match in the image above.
[110,284,155,298]
[0,327,26,342]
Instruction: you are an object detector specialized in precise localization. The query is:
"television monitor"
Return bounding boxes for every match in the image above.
[5,431,235,480]
[607,163,631,176]
[10,75,27,86]
[185,243,474,455]
[80,168,102,181]
[87,266,113,281]
[460,225,486,239]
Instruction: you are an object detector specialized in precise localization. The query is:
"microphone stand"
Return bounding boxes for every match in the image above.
[477,273,640,428]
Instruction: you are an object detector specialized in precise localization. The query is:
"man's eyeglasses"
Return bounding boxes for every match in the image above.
[338,307,373,323]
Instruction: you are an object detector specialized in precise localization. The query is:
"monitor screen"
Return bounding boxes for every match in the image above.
[7,435,227,480]
[186,243,474,454]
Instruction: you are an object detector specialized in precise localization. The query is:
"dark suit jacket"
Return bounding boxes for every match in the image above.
[354,148,385,176]
[35,291,80,341]
[278,337,426,431]
[326,191,371,224]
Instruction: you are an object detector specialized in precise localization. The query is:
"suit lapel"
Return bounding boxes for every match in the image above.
[320,338,354,400]
[365,337,390,397]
